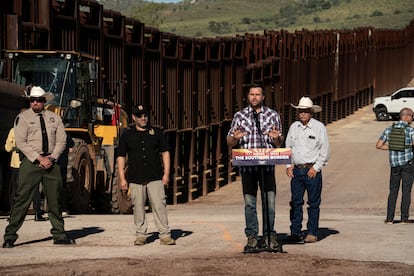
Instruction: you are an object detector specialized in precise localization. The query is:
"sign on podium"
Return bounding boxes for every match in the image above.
[231,148,292,166]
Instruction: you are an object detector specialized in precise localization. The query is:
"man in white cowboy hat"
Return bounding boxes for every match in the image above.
[24,85,55,102]
[4,107,47,222]
[284,96,330,244]
[3,86,75,248]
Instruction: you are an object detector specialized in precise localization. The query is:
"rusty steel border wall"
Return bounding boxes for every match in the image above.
[1,0,414,204]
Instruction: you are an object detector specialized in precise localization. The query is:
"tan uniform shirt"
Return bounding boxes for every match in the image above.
[14,108,66,162]
[4,128,21,169]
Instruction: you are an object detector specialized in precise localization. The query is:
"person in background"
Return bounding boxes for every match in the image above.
[376,107,414,224]
[226,84,283,252]
[285,96,330,243]
[117,104,175,246]
[4,107,46,222]
[57,132,75,216]
[3,86,75,248]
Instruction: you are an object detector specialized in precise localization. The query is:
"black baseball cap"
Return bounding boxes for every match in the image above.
[132,105,149,116]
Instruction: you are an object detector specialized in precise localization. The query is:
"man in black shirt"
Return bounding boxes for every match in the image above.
[117,105,175,246]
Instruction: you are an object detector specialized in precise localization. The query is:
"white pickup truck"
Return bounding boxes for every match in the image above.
[373,87,414,121]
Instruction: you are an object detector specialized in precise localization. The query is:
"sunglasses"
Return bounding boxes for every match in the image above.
[30,97,46,103]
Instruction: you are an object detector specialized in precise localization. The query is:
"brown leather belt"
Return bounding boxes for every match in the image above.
[294,163,314,169]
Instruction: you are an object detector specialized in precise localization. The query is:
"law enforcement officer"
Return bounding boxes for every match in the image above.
[117,104,175,246]
[4,107,47,222]
[3,86,75,248]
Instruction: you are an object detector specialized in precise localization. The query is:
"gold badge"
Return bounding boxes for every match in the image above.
[149,128,155,135]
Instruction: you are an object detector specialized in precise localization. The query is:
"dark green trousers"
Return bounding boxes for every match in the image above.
[4,158,66,242]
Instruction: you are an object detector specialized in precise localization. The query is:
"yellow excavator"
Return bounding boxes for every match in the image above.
[1,50,130,214]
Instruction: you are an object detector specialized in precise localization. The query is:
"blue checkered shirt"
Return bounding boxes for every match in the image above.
[228,105,282,172]
[379,121,414,167]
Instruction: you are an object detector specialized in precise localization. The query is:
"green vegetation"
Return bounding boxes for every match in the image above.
[98,0,414,37]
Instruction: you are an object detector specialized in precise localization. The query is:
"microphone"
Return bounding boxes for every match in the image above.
[253,109,261,133]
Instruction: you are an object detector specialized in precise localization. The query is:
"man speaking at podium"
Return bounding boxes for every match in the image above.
[227,84,283,252]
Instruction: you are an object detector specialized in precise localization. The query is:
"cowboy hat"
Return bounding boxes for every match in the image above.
[290,96,322,113]
[25,86,55,102]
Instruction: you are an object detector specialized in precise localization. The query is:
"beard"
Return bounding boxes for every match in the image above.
[31,103,43,113]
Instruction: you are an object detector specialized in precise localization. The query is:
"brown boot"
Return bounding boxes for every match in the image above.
[160,236,176,245]
[304,234,318,243]
[134,236,147,246]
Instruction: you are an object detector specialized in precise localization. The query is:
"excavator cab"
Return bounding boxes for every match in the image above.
[5,50,128,214]
[6,50,97,126]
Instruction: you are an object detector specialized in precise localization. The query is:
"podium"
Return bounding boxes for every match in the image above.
[231,148,292,166]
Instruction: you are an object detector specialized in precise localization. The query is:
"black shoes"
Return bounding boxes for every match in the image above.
[284,234,304,244]
[53,238,76,245]
[2,240,15,248]
[34,214,47,221]
[243,236,260,253]
[2,238,75,248]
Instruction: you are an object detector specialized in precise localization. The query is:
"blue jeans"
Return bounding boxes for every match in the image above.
[290,167,322,237]
[241,168,276,238]
[387,161,414,221]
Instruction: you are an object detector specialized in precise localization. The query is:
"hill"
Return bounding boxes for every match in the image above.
[98,0,414,37]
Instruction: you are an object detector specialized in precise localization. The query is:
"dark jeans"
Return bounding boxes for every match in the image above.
[290,167,322,237]
[241,167,276,238]
[387,161,414,221]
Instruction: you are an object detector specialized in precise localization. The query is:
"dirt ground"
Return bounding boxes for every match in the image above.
[1,98,414,275]
[0,254,413,276]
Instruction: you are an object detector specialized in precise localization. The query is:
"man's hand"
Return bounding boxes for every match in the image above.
[119,178,128,191]
[162,174,169,187]
[38,155,54,170]
[286,167,294,178]
[266,126,281,139]
[232,128,248,140]
[227,127,248,147]
[307,167,318,179]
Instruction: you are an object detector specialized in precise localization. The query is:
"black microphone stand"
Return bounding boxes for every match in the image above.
[252,109,274,252]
